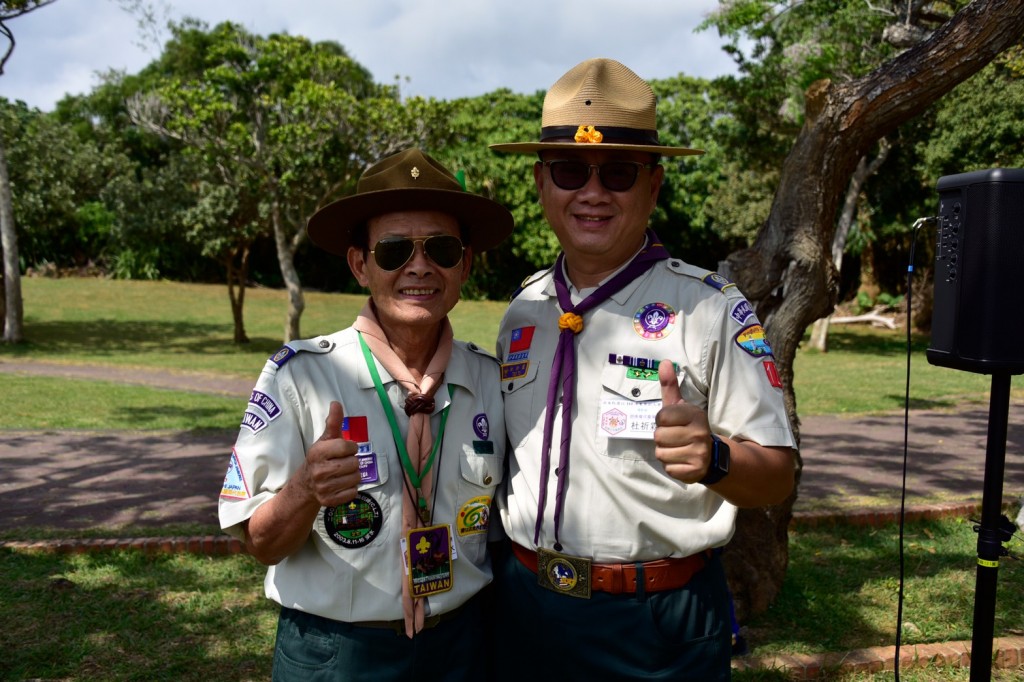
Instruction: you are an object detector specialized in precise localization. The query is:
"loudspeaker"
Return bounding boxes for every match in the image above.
[927,168,1024,374]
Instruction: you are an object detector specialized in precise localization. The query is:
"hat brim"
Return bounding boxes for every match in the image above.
[489,141,705,157]
[307,187,515,257]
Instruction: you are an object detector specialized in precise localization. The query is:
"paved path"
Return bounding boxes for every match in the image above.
[1,359,1022,531]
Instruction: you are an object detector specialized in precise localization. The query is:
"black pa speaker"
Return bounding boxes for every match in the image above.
[927,168,1024,374]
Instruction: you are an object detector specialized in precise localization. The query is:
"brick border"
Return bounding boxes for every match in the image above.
[732,636,1024,678]
[792,501,989,528]
[0,535,245,555]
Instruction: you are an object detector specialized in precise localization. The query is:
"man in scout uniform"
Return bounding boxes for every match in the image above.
[489,58,797,679]
[218,148,513,680]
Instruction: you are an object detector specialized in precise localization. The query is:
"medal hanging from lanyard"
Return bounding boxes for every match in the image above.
[358,332,452,524]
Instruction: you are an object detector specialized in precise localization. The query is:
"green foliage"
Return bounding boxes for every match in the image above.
[917,59,1024,182]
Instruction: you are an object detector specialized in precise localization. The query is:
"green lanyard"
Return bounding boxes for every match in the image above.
[358,332,452,523]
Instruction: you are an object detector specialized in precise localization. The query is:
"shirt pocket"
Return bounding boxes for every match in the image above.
[500,355,543,448]
[597,364,663,462]
[454,447,504,558]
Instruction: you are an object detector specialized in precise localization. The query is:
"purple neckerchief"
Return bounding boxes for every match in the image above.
[534,229,670,546]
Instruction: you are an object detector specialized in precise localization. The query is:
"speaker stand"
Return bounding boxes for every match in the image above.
[969,372,1011,682]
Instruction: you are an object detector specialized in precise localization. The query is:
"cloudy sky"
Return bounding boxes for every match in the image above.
[1,0,740,111]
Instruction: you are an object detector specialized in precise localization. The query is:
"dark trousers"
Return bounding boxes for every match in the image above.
[272,591,487,682]
[491,542,732,681]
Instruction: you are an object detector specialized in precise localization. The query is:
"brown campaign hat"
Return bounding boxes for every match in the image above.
[490,58,704,157]
[307,148,515,257]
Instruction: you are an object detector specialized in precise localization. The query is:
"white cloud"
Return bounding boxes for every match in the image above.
[0,0,737,111]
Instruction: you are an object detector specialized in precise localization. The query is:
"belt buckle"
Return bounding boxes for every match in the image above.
[536,547,591,599]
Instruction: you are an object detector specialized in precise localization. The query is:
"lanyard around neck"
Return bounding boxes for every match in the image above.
[357,332,452,507]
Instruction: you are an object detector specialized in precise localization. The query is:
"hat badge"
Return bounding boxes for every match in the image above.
[410,166,420,179]
[574,125,603,144]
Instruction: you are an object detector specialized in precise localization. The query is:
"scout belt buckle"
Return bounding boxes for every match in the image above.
[536,547,591,599]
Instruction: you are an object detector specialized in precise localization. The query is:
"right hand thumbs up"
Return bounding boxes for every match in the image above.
[305,401,360,507]
[318,400,346,441]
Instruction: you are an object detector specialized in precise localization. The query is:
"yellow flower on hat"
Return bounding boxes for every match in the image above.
[574,125,603,144]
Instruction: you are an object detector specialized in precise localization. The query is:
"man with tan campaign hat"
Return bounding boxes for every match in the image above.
[489,58,796,679]
[219,147,513,680]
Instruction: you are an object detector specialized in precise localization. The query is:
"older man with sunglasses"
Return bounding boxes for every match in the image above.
[218,148,514,681]
[489,59,796,679]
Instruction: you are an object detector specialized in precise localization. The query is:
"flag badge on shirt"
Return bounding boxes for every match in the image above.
[502,326,535,380]
[343,416,379,485]
[763,360,783,389]
[509,326,535,353]
[220,448,250,500]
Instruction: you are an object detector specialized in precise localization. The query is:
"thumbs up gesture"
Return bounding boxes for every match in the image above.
[654,360,714,484]
[303,401,360,507]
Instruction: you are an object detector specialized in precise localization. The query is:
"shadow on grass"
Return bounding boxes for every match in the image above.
[0,319,284,357]
[0,548,275,681]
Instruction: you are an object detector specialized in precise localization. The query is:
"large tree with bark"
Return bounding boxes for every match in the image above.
[714,0,1024,621]
[0,0,57,343]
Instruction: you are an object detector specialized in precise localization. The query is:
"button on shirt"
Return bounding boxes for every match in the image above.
[497,258,795,563]
[219,326,505,623]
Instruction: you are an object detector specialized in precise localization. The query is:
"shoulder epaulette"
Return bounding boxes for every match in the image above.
[267,336,336,369]
[665,259,738,294]
[464,341,499,365]
[509,266,553,302]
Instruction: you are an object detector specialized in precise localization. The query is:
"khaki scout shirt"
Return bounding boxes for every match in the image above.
[219,326,505,623]
[497,257,795,563]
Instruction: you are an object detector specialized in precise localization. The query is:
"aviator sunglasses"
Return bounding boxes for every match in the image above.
[369,235,465,271]
[542,159,654,192]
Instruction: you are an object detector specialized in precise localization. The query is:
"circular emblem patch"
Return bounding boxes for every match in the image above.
[457,495,491,536]
[547,558,579,592]
[633,302,676,339]
[472,413,489,440]
[323,492,383,548]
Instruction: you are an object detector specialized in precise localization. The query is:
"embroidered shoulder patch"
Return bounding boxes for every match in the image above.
[702,272,736,292]
[735,324,774,358]
[220,449,250,500]
[268,345,296,368]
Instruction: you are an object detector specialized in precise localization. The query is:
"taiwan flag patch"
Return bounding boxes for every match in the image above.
[509,326,535,353]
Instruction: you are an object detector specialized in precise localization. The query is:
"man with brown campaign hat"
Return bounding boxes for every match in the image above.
[489,58,796,679]
[219,148,513,680]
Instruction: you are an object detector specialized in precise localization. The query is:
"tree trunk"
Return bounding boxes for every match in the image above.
[721,0,1024,622]
[271,201,305,343]
[0,135,23,344]
[808,138,892,352]
[224,244,251,345]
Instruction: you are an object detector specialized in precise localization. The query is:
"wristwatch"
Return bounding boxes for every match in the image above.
[699,434,731,485]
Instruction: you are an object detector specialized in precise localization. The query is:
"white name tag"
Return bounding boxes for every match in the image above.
[597,398,662,440]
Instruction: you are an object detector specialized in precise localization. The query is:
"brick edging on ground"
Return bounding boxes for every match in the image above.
[732,636,1024,679]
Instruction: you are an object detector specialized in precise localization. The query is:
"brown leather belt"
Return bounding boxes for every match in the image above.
[512,543,709,595]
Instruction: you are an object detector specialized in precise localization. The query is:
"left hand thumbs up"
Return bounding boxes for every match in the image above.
[655,360,712,483]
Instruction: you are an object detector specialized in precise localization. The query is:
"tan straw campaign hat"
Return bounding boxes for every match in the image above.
[490,58,704,157]
[307,147,515,257]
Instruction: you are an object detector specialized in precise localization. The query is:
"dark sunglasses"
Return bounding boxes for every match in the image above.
[369,235,465,271]
[542,159,654,192]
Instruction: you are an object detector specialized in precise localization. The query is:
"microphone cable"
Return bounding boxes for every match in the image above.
[894,216,937,681]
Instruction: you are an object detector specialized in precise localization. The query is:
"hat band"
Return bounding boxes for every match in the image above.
[540,125,660,146]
